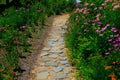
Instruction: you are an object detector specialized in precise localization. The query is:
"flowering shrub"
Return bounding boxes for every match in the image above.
[66,0,120,79]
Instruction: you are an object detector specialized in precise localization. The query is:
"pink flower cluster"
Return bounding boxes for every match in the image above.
[111,27,118,32]
[75,7,90,14]
[96,24,110,33]
[75,2,92,14]
[104,0,120,10]
[107,27,120,54]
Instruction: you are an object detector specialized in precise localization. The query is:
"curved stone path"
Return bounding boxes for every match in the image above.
[29,14,75,80]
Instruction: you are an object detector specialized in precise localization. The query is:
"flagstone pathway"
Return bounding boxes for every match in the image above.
[29,14,75,80]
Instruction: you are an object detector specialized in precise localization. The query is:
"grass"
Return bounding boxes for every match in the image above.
[0,0,12,4]
[66,0,120,80]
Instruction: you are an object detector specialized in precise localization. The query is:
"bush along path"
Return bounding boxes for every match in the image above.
[29,14,75,80]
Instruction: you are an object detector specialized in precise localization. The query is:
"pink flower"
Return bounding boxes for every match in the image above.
[84,3,89,7]
[94,7,97,11]
[97,21,102,25]
[114,34,119,37]
[83,10,89,14]
[75,8,80,12]
[118,36,120,41]
[90,3,94,6]
[105,24,110,27]
[96,30,101,33]
[101,26,108,31]
[101,3,106,7]
[111,27,118,32]
[113,43,119,47]
[79,8,84,13]
[96,17,100,21]
[84,29,89,32]
[96,14,101,18]
[105,52,110,55]
[113,5,120,10]
[108,39,112,42]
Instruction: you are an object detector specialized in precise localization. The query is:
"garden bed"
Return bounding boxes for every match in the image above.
[66,0,120,80]
[0,0,75,80]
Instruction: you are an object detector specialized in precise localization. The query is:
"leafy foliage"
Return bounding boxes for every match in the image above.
[0,0,75,80]
[66,0,120,79]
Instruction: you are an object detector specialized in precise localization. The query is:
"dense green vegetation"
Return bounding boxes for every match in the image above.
[66,0,120,80]
[0,0,75,80]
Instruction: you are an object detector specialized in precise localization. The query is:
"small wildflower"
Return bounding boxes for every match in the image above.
[75,8,80,12]
[97,21,102,25]
[90,3,94,6]
[101,26,107,31]
[113,5,120,10]
[114,34,119,37]
[94,7,97,11]
[113,43,119,47]
[108,39,112,42]
[118,36,120,41]
[79,9,83,13]
[84,29,89,32]
[96,30,101,33]
[101,3,107,7]
[105,52,110,55]
[83,10,89,14]
[96,14,101,18]
[111,27,118,32]
[105,24,110,27]
[84,3,89,7]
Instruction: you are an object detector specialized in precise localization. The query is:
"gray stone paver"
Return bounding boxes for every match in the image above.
[30,14,75,80]
[53,73,67,79]
[36,72,49,80]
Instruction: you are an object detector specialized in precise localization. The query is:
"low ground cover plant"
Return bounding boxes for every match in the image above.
[66,0,120,79]
[0,0,75,80]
